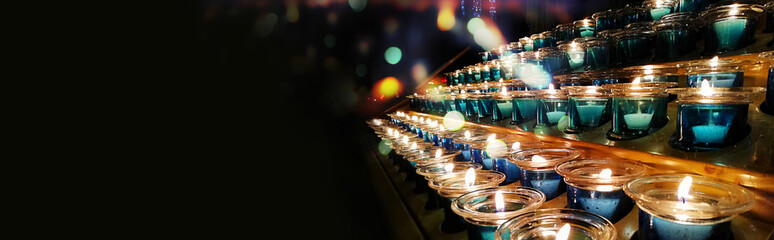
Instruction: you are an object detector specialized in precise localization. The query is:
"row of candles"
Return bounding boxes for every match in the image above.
[367,115,759,240]
[471,0,772,73]
[414,54,773,152]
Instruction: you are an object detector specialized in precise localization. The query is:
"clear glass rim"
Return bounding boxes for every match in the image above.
[507,147,581,170]
[667,87,764,104]
[555,159,646,191]
[417,162,483,179]
[452,186,546,226]
[431,170,506,197]
[494,208,617,240]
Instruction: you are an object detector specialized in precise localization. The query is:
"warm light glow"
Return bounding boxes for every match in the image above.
[464,130,471,139]
[373,119,381,125]
[729,4,739,16]
[632,77,641,84]
[495,190,505,212]
[412,115,418,121]
[532,155,547,163]
[599,169,613,179]
[403,135,409,144]
[435,149,443,158]
[445,163,455,172]
[709,56,719,68]
[436,1,456,31]
[465,168,476,187]
[411,142,417,149]
[443,111,465,131]
[511,141,520,150]
[487,134,496,142]
[699,80,714,96]
[548,84,555,91]
[556,224,571,240]
[677,176,693,202]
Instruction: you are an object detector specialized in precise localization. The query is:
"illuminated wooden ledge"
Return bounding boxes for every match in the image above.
[405,110,774,225]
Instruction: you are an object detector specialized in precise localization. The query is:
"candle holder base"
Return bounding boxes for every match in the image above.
[668,126,752,152]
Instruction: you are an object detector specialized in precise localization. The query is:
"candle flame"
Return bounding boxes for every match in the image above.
[464,130,471,139]
[465,168,476,187]
[445,163,455,172]
[599,169,613,179]
[411,142,417,149]
[585,88,598,94]
[419,117,424,123]
[532,155,547,163]
[387,128,393,135]
[511,141,520,150]
[677,176,693,203]
[699,80,715,96]
[374,119,381,125]
[495,190,505,212]
[632,77,641,84]
[548,84,555,90]
[412,116,418,121]
[709,56,719,68]
[435,149,443,158]
[403,135,409,144]
[556,224,571,240]
[729,4,739,16]
[487,134,496,142]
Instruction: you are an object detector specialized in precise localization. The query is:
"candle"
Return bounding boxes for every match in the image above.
[565,86,611,133]
[645,0,677,20]
[495,208,617,240]
[605,82,674,140]
[430,169,506,233]
[508,148,581,200]
[490,88,514,122]
[452,187,545,240]
[555,22,575,42]
[537,47,567,74]
[511,90,538,124]
[534,85,569,127]
[667,84,762,151]
[582,38,614,70]
[624,175,755,240]
[593,9,619,32]
[677,0,710,12]
[520,37,534,52]
[617,4,645,27]
[556,159,646,224]
[701,3,763,54]
[614,25,655,66]
[559,41,585,70]
[653,16,697,60]
[574,19,597,38]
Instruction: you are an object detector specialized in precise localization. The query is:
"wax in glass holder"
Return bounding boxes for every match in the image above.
[574,19,597,38]
[559,41,586,71]
[684,57,745,88]
[473,93,494,119]
[644,0,678,20]
[489,91,514,122]
[583,38,615,70]
[605,82,675,140]
[700,3,763,55]
[417,161,483,210]
[511,91,538,124]
[555,23,576,42]
[624,174,755,240]
[614,26,656,66]
[483,139,521,184]
[507,147,581,200]
[653,17,698,60]
[537,47,568,75]
[556,159,646,223]
[495,208,617,240]
[430,170,506,233]
[457,131,490,162]
[678,0,710,12]
[564,86,612,133]
[452,187,545,240]
[531,33,548,51]
[533,88,569,126]
[623,64,681,84]
[618,4,646,26]
[667,86,763,151]
[593,9,619,32]
[520,37,534,52]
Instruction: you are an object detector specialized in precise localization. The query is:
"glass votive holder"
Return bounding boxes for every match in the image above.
[623,64,680,84]
[530,33,548,51]
[533,87,569,127]
[684,57,745,87]
[495,208,617,240]
[507,147,581,200]
[431,169,507,233]
[618,4,646,26]
[653,17,699,60]
[593,9,619,32]
[472,92,494,119]
[574,19,597,38]
[583,37,615,70]
[556,159,646,223]
[644,0,678,20]
[452,187,545,240]
[473,65,484,83]
[537,47,568,75]
[489,90,514,123]
[480,51,492,61]
[666,86,764,151]
[700,3,764,55]
[624,174,755,240]
[604,82,676,140]
[510,90,539,124]
[615,24,656,66]
[520,37,534,52]
[558,41,586,71]
[417,161,484,210]
[555,22,576,42]
[509,41,524,54]
[564,86,612,133]
[489,60,502,80]
[555,73,591,88]
[677,0,711,12]
[760,51,774,115]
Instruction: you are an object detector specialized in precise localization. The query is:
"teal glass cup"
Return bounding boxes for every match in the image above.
[644,0,678,20]
[520,37,534,52]
[614,25,656,66]
[677,0,711,12]
[555,22,576,42]
[653,17,698,61]
[452,187,545,240]
[683,57,745,88]
[700,3,764,55]
[533,87,570,127]
[604,82,677,140]
[593,9,620,32]
[510,91,539,125]
[564,86,612,134]
[558,41,587,71]
[617,4,646,26]
[583,37,616,70]
[574,19,597,38]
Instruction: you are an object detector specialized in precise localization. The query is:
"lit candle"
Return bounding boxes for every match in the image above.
[605,82,675,140]
[703,3,762,54]
[625,175,755,240]
[430,169,506,233]
[556,159,646,225]
[508,148,581,200]
[451,187,545,240]
[565,86,611,133]
[496,208,617,239]
[534,84,569,126]
[649,0,675,20]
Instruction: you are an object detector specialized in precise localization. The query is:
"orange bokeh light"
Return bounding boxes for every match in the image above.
[373,76,402,99]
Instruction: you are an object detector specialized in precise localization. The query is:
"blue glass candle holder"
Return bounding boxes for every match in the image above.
[564,86,612,134]
[684,57,744,88]
[644,0,678,20]
[508,147,581,200]
[605,82,676,140]
[760,52,774,115]
[653,18,698,60]
[417,161,483,210]
[614,27,655,66]
[618,4,646,26]
[452,187,545,240]
[678,0,710,12]
[530,33,548,50]
[583,38,615,70]
[555,23,576,42]
[510,91,538,124]
[489,91,514,123]
[537,47,569,75]
[667,87,763,151]
[479,51,491,61]
[624,64,681,84]
[574,19,597,38]
[556,159,646,223]
[473,93,494,119]
[472,66,483,83]
[533,88,569,127]
[624,175,755,240]
[489,61,502,80]
[496,208,617,240]
[520,37,534,52]
[430,170,506,233]
[558,41,586,71]
[593,9,620,32]
[483,139,521,184]
[700,3,763,55]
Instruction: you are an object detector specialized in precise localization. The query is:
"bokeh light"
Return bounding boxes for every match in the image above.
[443,111,465,131]
[355,64,368,77]
[411,62,428,83]
[468,18,505,51]
[286,1,299,23]
[373,76,402,99]
[518,63,551,89]
[349,0,367,12]
[466,18,486,34]
[437,2,456,31]
[384,47,402,64]
[485,139,507,159]
[378,139,392,155]
[383,17,399,35]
